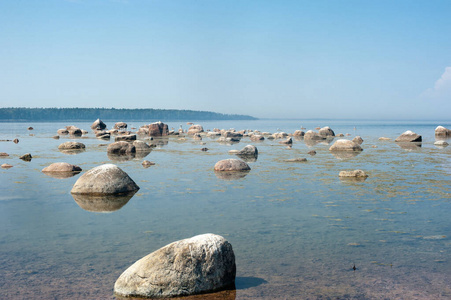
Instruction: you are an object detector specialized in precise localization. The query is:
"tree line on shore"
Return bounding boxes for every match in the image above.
[0,107,257,121]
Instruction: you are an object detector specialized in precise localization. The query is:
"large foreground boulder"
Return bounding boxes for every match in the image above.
[329,139,363,152]
[114,234,236,298]
[71,164,139,195]
[435,126,451,138]
[214,159,251,172]
[395,130,422,142]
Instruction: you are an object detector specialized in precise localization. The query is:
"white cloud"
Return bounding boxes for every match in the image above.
[422,67,451,100]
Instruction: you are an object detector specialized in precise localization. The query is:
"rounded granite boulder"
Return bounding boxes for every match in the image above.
[214,159,251,172]
[58,142,86,150]
[114,233,236,298]
[329,139,363,152]
[71,164,139,195]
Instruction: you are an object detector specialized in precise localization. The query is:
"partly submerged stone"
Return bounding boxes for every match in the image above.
[91,119,107,130]
[435,126,451,137]
[352,136,364,145]
[1,163,13,169]
[214,159,250,172]
[339,170,368,178]
[114,234,236,298]
[42,162,82,173]
[319,126,335,137]
[58,142,86,151]
[285,158,307,162]
[71,164,139,195]
[188,124,204,135]
[278,137,293,145]
[395,130,422,142]
[434,140,449,147]
[329,139,363,152]
[107,141,136,154]
[237,145,258,157]
[19,153,32,161]
[304,130,325,141]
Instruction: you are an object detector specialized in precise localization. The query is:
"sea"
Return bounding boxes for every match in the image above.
[0,119,450,299]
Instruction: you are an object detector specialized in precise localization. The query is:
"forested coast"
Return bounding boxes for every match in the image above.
[0,108,257,121]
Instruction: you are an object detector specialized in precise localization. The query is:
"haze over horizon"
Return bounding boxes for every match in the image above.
[1,0,450,121]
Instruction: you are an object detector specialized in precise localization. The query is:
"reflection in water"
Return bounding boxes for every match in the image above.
[115,288,236,300]
[59,149,85,155]
[330,151,361,160]
[236,154,258,163]
[149,137,169,147]
[215,171,250,181]
[107,150,150,162]
[42,171,81,179]
[72,191,137,212]
[339,176,368,183]
[396,142,422,151]
[235,277,267,290]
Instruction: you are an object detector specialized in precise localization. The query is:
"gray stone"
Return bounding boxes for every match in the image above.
[319,126,335,137]
[304,130,324,140]
[58,142,86,150]
[214,159,250,172]
[329,139,363,152]
[115,134,136,142]
[237,145,258,157]
[71,164,139,195]
[114,234,235,298]
[1,163,13,169]
[285,158,307,162]
[278,137,292,145]
[114,122,128,130]
[133,140,151,152]
[91,119,107,130]
[293,130,305,137]
[107,141,136,154]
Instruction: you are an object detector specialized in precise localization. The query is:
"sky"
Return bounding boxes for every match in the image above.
[0,0,450,120]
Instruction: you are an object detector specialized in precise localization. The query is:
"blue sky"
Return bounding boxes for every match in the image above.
[1,0,450,120]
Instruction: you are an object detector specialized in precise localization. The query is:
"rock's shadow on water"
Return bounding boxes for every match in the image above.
[114,288,236,300]
[396,142,422,151]
[71,191,137,212]
[42,171,81,179]
[339,176,368,183]
[235,276,267,290]
[214,171,250,181]
[330,151,361,160]
[59,149,85,155]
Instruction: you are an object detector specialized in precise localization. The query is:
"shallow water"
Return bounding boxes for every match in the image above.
[0,120,450,299]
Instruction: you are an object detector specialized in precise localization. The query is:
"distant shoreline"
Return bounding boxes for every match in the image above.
[0,107,257,122]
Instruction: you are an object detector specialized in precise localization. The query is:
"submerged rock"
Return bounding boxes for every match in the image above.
[114,234,236,298]
[434,140,449,147]
[214,159,250,172]
[142,160,155,168]
[284,158,307,162]
[71,164,139,195]
[395,130,422,142]
[1,163,13,169]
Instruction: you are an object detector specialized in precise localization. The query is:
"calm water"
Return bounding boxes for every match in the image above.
[0,119,450,300]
